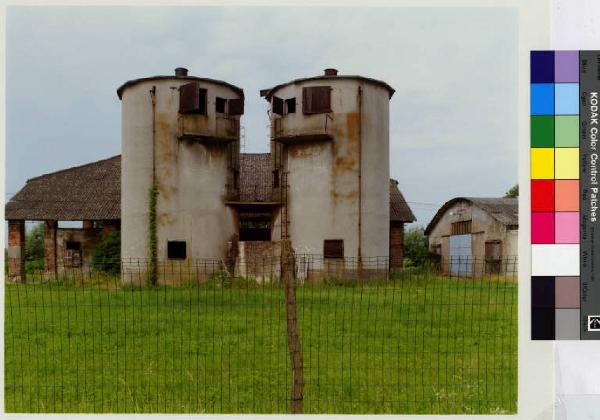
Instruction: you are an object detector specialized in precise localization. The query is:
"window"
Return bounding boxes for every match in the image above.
[179,82,207,115]
[66,241,81,251]
[273,169,280,188]
[451,220,472,235]
[228,98,244,115]
[272,96,284,115]
[323,239,344,259]
[285,98,296,114]
[485,240,502,260]
[303,86,331,114]
[167,241,187,260]
[233,170,240,189]
[215,97,226,114]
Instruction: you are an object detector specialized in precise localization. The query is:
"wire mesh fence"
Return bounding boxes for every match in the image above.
[5,255,518,414]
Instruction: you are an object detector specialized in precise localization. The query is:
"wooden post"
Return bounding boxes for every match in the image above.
[282,240,303,414]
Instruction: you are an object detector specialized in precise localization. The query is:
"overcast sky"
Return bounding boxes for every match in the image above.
[6,6,518,227]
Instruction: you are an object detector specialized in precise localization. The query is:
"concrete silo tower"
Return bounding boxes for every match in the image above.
[263,68,394,259]
[118,68,244,270]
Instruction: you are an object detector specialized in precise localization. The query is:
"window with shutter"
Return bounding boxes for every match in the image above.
[323,239,344,259]
[303,86,331,114]
[285,98,296,114]
[272,96,284,115]
[179,82,207,114]
[228,98,244,115]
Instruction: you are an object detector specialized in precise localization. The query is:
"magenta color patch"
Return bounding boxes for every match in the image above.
[555,212,580,243]
[532,212,555,244]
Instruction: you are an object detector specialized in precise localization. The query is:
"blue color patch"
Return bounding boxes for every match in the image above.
[555,83,579,115]
[531,84,554,115]
[531,51,555,83]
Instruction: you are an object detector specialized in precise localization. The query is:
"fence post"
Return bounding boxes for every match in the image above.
[282,240,304,414]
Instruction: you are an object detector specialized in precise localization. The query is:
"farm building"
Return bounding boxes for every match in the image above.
[5,67,416,283]
[424,197,518,275]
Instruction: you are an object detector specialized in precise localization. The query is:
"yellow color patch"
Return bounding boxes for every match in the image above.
[531,148,555,179]
[555,148,579,179]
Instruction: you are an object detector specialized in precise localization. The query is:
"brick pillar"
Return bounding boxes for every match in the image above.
[44,220,58,278]
[389,222,404,270]
[7,220,25,283]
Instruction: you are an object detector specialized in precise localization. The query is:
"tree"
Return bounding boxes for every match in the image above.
[25,223,44,261]
[403,226,430,266]
[505,184,519,198]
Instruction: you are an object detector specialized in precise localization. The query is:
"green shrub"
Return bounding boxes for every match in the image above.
[91,230,121,275]
[25,223,44,261]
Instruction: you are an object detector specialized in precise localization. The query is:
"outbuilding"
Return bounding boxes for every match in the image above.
[424,197,518,275]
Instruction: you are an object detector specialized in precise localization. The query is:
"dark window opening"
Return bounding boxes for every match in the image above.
[285,98,296,114]
[451,220,472,235]
[303,86,331,114]
[272,96,284,115]
[273,170,280,188]
[233,170,240,189]
[216,97,226,114]
[239,219,271,241]
[324,239,344,258]
[168,241,187,260]
[179,82,207,115]
[66,241,81,251]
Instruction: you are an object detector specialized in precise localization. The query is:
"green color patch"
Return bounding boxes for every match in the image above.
[555,115,579,147]
[531,115,554,148]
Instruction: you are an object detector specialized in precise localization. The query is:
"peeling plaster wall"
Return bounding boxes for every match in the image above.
[121,78,241,265]
[270,80,390,258]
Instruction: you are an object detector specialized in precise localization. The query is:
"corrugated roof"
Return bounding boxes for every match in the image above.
[424,197,518,235]
[6,154,416,224]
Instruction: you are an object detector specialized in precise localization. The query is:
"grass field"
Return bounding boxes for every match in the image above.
[5,273,517,414]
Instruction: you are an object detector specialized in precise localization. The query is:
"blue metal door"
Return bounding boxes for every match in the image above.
[449,234,472,276]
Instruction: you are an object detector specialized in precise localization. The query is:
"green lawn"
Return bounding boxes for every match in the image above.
[5,274,517,414]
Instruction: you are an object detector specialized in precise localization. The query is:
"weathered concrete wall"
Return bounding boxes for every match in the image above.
[270,79,390,258]
[120,76,242,268]
[7,220,25,283]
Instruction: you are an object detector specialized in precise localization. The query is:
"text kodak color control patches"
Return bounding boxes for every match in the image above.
[531,50,600,340]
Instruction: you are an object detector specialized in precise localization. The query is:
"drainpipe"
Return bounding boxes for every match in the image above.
[150,86,157,183]
[357,86,363,275]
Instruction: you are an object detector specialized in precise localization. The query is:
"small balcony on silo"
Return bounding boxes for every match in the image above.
[269,86,334,144]
[177,81,243,145]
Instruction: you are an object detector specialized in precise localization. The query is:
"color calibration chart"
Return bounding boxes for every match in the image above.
[531,50,600,340]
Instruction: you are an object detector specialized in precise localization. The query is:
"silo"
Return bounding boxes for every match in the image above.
[265,69,394,264]
[118,68,244,282]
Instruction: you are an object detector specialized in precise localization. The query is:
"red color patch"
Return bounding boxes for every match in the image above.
[531,180,555,211]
